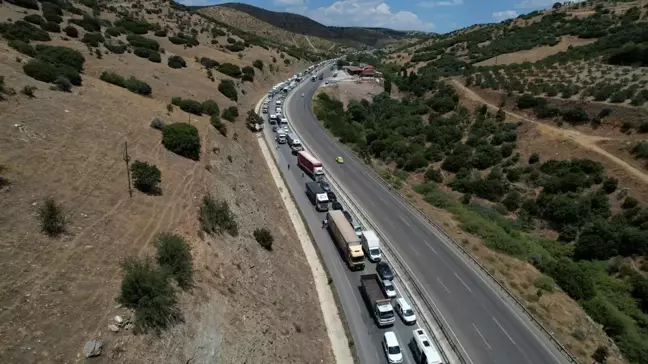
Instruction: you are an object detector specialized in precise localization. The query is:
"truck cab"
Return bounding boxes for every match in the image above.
[277,132,287,144]
[287,133,303,152]
[306,182,329,211]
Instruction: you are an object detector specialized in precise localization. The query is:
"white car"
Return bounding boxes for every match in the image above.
[394,297,416,325]
[275,107,282,114]
[275,100,282,106]
[382,279,397,298]
[382,332,403,364]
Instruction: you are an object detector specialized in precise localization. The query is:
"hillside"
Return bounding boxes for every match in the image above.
[204,2,416,49]
[314,1,648,363]
[0,0,333,363]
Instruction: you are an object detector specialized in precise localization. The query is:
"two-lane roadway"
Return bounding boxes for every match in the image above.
[283,67,570,364]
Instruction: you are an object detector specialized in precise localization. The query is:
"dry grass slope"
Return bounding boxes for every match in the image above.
[0,0,333,363]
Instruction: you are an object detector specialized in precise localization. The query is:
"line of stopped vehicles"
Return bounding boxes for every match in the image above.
[263,61,444,364]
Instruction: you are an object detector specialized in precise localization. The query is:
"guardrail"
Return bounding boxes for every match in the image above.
[298,74,579,364]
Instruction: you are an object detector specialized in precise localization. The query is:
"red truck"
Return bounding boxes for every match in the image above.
[298,151,324,179]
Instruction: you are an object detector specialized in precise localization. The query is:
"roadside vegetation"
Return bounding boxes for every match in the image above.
[320,45,648,362]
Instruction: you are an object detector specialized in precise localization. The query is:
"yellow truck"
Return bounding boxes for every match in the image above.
[327,210,365,271]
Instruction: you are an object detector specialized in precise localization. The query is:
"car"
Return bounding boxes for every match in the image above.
[352,223,363,238]
[394,297,416,325]
[382,332,403,364]
[272,126,278,132]
[382,279,397,298]
[326,191,337,202]
[262,108,268,114]
[376,262,394,281]
[319,181,331,192]
[275,100,282,106]
[332,201,343,210]
[336,156,344,164]
[342,210,353,224]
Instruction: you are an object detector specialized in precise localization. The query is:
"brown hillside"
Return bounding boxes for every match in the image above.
[199,6,335,52]
[0,0,333,363]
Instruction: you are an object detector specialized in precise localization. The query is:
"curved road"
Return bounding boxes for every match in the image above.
[284,66,570,364]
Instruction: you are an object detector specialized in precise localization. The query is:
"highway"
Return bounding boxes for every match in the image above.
[279,65,571,364]
[261,87,426,364]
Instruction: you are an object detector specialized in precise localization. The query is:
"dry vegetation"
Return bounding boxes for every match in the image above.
[0,0,334,363]
[198,6,335,52]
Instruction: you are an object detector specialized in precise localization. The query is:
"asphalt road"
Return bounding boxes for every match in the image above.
[280,65,570,364]
[261,87,424,364]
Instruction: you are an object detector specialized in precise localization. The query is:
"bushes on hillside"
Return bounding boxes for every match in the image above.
[167,55,186,69]
[200,193,238,236]
[200,57,219,69]
[226,42,245,52]
[8,40,36,57]
[127,34,159,50]
[253,59,263,71]
[241,66,254,82]
[105,42,126,54]
[222,106,238,122]
[0,20,51,42]
[218,80,237,101]
[210,114,227,136]
[133,47,161,63]
[20,45,85,87]
[114,18,152,35]
[24,14,44,25]
[155,233,194,289]
[7,0,39,10]
[68,15,101,32]
[201,100,219,116]
[63,25,78,38]
[216,63,241,78]
[40,21,60,33]
[81,32,104,47]
[100,72,151,96]
[161,122,201,160]
[131,160,161,194]
[253,228,273,251]
[38,198,66,237]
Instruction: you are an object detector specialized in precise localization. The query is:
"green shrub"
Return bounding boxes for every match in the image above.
[161,122,201,160]
[253,59,263,70]
[171,98,203,115]
[168,36,187,45]
[528,153,540,164]
[218,79,237,101]
[200,57,218,69]
[69,15,101,32]
[54,76,72,92]
[7,0,39,10]
[0,20,51,42]
[43,12,63,24]
[100,71,125,87]
[38,198,66,237]
[533,275,555,292]
[81,32,104,46]
[24,14,44,25]
[424,168,443,183]
[117,256,179,333]
[502,190,523,211]
[40,21,60,33]
[222,106,238,121]
[210,114,227,136]
[23,59,58,83]
[156,233,194,290]
[8,39,36,57]
[167,55,186,69]
[63,25,78,38]
[147,50,161,63]
[562,108,589,124]
[216,63,241,78]
[35,45,85,71]
[127,34,159,51]
[105,27,122,37]
[131,160,161,194]
[21,85,36,98]
[41,1,62,15]
[200,193,238,236]
[253,228,273,251]
[211,27,226,37]
[124,77,152,96]
[104,43,126,54]
[201,100,219,116]
[114,18,151,35]
[154,29,167,37]
[602,177,618,194]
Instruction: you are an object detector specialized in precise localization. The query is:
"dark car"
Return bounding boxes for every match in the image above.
[342,210,353,224]
[272,126,278,132]
[327,191,337,202]
[319,181,332,192]
[332,201,343,210]
[376,262,394,281]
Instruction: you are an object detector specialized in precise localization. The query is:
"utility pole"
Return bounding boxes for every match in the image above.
[123,141,132,198]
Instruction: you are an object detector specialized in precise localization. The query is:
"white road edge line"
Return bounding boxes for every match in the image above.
[254,96,354,364]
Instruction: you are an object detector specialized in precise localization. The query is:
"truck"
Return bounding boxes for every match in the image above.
[361,230,381,262]
[311,75,316,82]
[306,181,329,212]
[360,274,395,326]
[287,133,303,152]
[318,73,324,80]
[297,151,324,179]
[277,131,287,144]
[327,210,365,271]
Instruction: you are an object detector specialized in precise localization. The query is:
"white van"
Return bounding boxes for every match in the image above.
[361,230,381,262]
[410,328,442,364]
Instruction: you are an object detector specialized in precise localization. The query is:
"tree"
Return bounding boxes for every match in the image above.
[574,220,618,261]
[384,79,392,94]
[544,257,595,300]
[161,122,201,160]
[602,177,618,194]
[38,198,66,236]
[200,193,238,236]
[222,106,239,121]
[201,100,220,116]
[156,233,194,290]
[529,153,540,164]
[246,109,263,126]
[424,167,443,183]
[218,80,237,101]
[552,2,562,9]
[117,257,179,333]
[131,160,161,194]
[502,190,523,211]
[253,59,263,71]
[167,55,186,69]
[592,346,609,363]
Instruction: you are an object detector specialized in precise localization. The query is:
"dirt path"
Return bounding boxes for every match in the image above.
[450,79,648,185]
[304,36,317,52]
